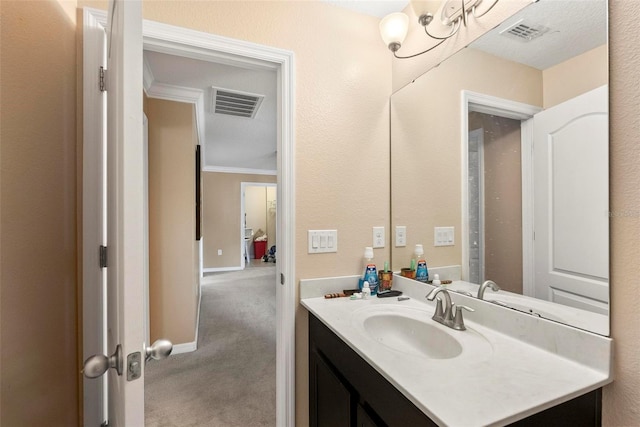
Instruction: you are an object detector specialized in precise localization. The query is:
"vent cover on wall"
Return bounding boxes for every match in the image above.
[499,19,550,42]
[210,87,264,118]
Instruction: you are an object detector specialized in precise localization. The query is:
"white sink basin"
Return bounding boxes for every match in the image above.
[363,313,462,359]
[352,304,493,362]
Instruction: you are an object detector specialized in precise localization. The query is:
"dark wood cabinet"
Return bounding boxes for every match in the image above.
[308,313,602,427]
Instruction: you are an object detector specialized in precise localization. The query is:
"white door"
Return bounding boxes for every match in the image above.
[533,85,608,314]
[82,0,146,424]
[105,0,145,424]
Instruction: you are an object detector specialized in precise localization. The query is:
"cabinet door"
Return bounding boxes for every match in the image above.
[310,349,352,427]
[357,404,385,427]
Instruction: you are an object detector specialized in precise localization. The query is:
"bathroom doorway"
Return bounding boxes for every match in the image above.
[81,8,295,426]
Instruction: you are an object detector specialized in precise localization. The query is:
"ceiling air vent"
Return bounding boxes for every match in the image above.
[499,19,550,42]
[211,87,264,119]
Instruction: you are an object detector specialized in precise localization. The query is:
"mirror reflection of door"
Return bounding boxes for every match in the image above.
[468,112,523,294]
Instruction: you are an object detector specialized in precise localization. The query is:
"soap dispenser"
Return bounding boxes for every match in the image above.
[362,247,379,295]
[414,244,429,283]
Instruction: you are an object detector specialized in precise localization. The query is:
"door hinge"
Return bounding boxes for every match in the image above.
[99,66,107,92]
[99,245,108,268]
[280,273,285,285]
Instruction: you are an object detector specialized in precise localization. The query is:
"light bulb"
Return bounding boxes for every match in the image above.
[379,12,409,52]
[410,0,442,26]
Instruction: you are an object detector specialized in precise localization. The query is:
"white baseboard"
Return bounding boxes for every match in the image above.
[170,279,202,356]
[203,266,242,273]
[171,341,197,355]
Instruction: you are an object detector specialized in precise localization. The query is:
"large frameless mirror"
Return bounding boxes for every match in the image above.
[390,0,609,335]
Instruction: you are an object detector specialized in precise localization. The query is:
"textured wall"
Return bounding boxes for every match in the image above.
[0,0,79,424]
[147,98,199,345]
[603,1,640,424]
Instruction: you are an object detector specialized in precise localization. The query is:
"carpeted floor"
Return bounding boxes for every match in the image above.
[145,265,277,426]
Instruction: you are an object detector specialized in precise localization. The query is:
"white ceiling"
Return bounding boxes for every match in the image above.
[144,51,278,173]
[469,0,607,70]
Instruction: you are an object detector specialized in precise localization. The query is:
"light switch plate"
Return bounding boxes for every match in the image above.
[308,230,338,253]
[434,226,455,247]
[373,226,385,248]
[395,226,407,247]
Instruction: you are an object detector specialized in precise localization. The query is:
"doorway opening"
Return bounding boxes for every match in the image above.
[460,91,541,297]
[467,113,523,293]
[242,182,278,268]
[82,8,295,426]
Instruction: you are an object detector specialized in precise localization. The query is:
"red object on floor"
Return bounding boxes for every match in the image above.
[254,241,267,259]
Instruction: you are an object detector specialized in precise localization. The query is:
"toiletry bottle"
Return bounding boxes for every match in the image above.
[432,274,441,286]
[378,261,393,292]
[414,244,429,282]
[362,247,379,295]
[362,281,371,299]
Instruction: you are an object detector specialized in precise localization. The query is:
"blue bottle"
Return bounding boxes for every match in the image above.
[414,244,429,282]
[362,247,379,295]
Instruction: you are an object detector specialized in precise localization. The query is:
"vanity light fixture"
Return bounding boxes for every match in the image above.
[380,0,500,59]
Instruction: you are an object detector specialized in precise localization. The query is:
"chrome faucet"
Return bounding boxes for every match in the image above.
[426,286,475,331]
[477,280,500,300]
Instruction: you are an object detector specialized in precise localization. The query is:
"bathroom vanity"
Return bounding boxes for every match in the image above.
[301,275,612,427]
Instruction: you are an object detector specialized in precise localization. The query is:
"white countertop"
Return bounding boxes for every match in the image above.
[301,276,612,426]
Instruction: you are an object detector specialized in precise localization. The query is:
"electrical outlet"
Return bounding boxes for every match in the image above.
[395,226,407,247]
[217,249,223,256]
[373,226,385,248]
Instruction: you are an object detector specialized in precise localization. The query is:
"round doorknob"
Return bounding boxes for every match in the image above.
[83,354,110,378]
[83,344,123,378]
[146,339,173,361]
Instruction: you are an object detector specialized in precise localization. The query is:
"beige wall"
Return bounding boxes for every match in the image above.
[543,44,608,109]
[391,48,542,272]
[470,113,523,293]
[147,98,199,345]
[202,173,276,268]
[0,0,79,425]
[604,1,640,424]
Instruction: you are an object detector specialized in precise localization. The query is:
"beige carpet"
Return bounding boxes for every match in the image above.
[145,265,277,426]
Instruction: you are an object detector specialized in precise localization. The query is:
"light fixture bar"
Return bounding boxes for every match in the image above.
[380,0,500,59]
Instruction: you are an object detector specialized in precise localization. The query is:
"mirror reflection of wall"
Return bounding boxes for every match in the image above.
[390,0,608,335]
[468,113,522,293]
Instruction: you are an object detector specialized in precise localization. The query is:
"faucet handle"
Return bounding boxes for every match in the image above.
[452,305,475,331]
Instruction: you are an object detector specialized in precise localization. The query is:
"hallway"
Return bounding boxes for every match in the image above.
[145,264,277,426]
